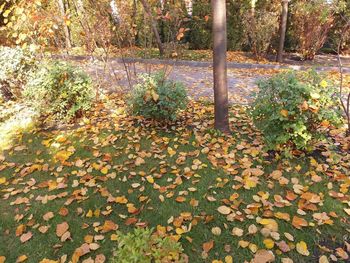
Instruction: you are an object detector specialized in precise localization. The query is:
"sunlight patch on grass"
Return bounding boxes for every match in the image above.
[0,103,37,151]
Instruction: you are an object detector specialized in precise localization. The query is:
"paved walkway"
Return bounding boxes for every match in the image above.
[60,55,349,105]
[76,59,271,104]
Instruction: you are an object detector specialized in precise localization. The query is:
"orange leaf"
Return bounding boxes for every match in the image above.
[292,216,308,229]
[20,232,33,243]
[203,240,214,253]
[56,222,69,237]
[101,220,118,233]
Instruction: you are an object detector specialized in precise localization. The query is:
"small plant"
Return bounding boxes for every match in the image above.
[128,72,188,121]
[112,228,187,263]
[251,71,342,152]
[24,61,94,122]
[0,46,36,101]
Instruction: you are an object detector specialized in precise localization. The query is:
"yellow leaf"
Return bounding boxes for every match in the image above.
[0,177,6,184]
[224,255,233,263]
[249,243,258,253]
[238,240,249,248]
[94,209,100,217]
[54,150,73,163]
[319,80,328,88]
[146,175,154,184]
[167,147,176,157]
[296,241,310,256]
[258,218,278,231]
[100,167,108,174]
[115,196,128,204]
[176,228,185,235]
[86,209,93,218]
[263,238,274,249]
[3,9,11,18]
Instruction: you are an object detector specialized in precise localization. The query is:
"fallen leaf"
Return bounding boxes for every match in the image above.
[319,255,329,263]
[296,241,310,256]
[263,238,275,249]
[335,248,349,260]
[231,227,244,237]
[217,206,231,215]
[16,255,28,263]
[252,250,275,263]
[56,222,69,237]
[20,232,33,243]
[211,227,221,236]
[95,254,106,263]
[101,220,118,233]
[203,240,214,253]
[43,212,54,221]
[292,216,308,229]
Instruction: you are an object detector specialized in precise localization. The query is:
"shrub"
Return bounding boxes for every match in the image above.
[112,228,187,263]
[242,10,279,59]
[290,0,335,60]
[128,72,188,121]
[251,71,342,152]
[0,46,36,101]
[24,62,94,122]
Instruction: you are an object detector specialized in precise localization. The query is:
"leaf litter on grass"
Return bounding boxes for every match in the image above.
[0,95,349,262]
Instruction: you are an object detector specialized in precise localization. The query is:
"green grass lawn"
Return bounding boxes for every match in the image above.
[0,98,349,263]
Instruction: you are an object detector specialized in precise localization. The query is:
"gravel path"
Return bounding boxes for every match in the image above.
[75,59,276,104]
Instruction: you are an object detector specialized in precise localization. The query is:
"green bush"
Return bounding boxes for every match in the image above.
[24,62,94,122]
[112,228,186,263]
[0,46,36,101]
[128,72,188,121]
[251,71,342,152]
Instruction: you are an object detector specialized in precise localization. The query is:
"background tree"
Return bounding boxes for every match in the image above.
[57,0,72,49]
[276,0,289,62]
[140,0,164,56]
[212,0,229,133]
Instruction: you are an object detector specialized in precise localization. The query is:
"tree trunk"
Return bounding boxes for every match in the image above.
[140,0,165,57]
[57,0,72,49]
[0,81,14,101]
[276,0,289,62]
[212,0,230,133]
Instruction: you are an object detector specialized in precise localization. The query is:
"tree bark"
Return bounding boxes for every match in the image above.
[57,0,72,49]
[140,0,165,57]
[276,0,289,62]
[212,0,230,133]
[0,81,14,101]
